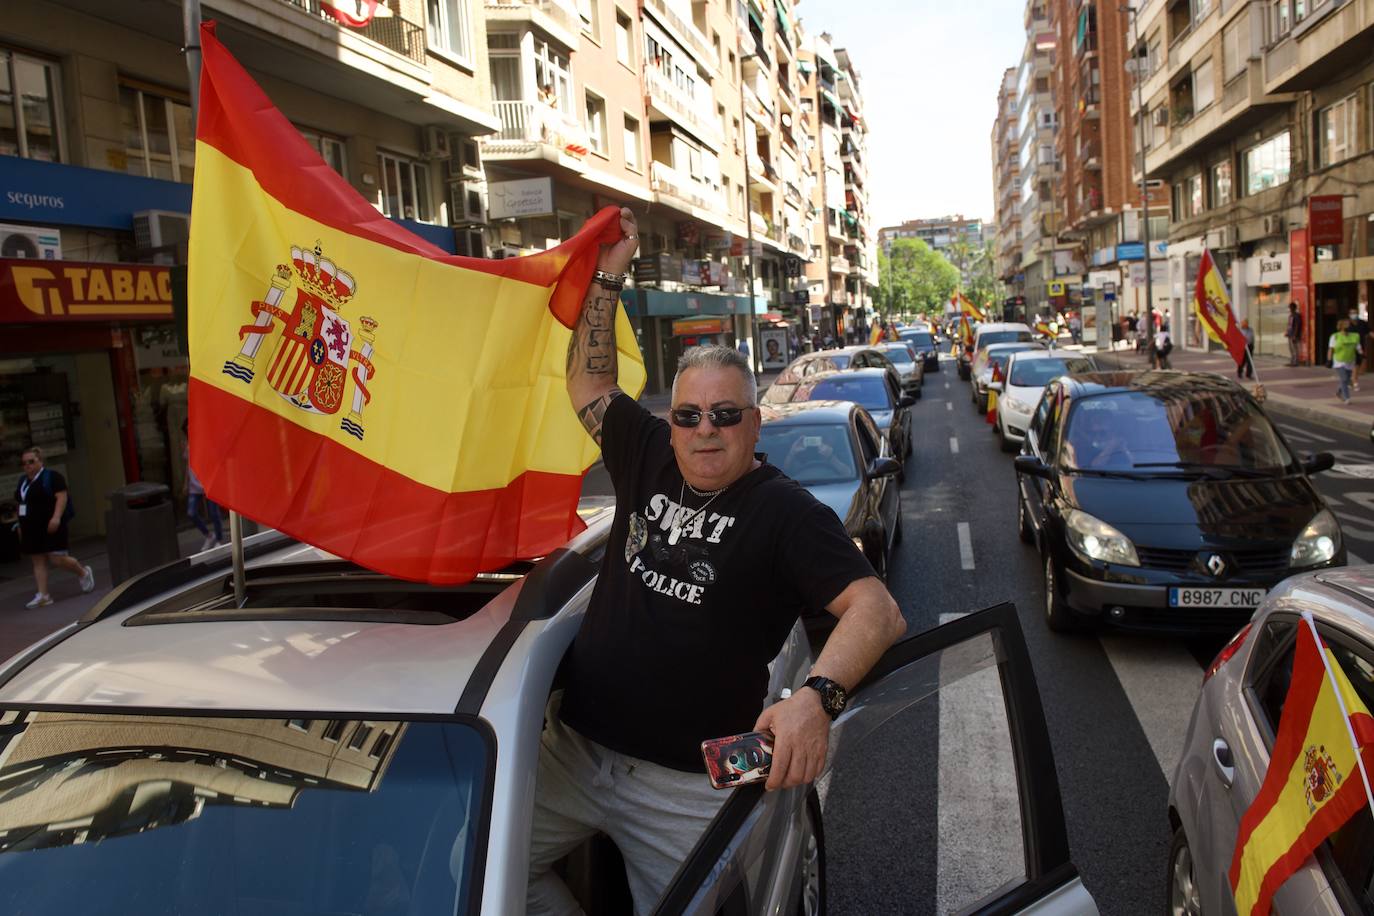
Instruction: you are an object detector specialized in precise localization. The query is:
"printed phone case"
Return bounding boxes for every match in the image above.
[700,731,774,790]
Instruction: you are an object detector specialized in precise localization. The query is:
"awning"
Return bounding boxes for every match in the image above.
[774,0,792,35]
[746,0,764,29]
[796,58,814,76]
[1076,8,1088,51]
[820,87,842,110]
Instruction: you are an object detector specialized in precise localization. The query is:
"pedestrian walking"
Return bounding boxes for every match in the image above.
[14,447,93,608]
[1068,313,1082,345]
[183,420,223,551]
[1327,319,1363,405]
[1284,301,1303,366]
[1154,325,1173,370]
[1238,319,1255,379]
[530,207,906,916]
[1349,305,1369,392]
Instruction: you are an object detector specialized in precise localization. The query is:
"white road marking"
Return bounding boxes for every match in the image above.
[1332,463,1374,479]
[957,522,975,570]
[1099,636,1203,784]
[946,402,953,411]
[1279,424,1335,443]
[950,437,959,454]
[936,611,1023,912]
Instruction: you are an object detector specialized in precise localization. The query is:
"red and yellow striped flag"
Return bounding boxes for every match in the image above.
[1194,247,1249,369]
[188,22,644,584]
[957,292,985,322]
[1229,614,1374,915]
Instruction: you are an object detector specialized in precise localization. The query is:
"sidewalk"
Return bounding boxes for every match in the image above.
[1086,342,1374,437]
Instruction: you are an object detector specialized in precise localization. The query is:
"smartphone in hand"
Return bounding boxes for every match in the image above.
[701,731,773,790]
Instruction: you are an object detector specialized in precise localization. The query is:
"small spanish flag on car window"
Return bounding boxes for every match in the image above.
[187,22,644,584]
[1229,613,1374,916]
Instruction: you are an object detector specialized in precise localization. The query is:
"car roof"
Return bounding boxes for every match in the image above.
[1007,349,1086,362]
[984,341,1041,354]
[760,400,857,424]
[0,507,616,714]
[1269,566,1374,647]
[1060,369,1246,399]
[803,368,888,382]
[976,322,1031,334]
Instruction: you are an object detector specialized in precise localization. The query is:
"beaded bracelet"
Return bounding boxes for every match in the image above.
[593,269,627,291]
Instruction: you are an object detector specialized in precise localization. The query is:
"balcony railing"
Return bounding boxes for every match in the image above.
[650,160,724,213]
[280,0,425,62]
[645,65,724,147]
[486,100,589,152]
[787,232,808,256]
[484,0,581,43]
[831,255,851,274]
[644,0,718,68]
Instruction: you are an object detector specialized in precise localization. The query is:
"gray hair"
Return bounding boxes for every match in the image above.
[671,345,757,406]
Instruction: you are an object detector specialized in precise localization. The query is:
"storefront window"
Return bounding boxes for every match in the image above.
[0,48,62,161]
[120,83,195,183]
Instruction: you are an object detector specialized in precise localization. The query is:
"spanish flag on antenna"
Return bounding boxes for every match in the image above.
[1194,248,1250,370]
[958,292,985,322]
[187,23,645,584]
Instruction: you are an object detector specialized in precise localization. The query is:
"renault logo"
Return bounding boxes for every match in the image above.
[1205,553,1227,578]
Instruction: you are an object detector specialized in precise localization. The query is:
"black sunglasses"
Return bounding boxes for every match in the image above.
[670,406,752,428]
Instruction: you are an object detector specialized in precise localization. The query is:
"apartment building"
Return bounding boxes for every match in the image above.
[1131,0,1374,360]
[0,0,498,536]
[992,67,1023,286]
[1050,0,1170,345]
[879,215,988,259]
[835,46,878,319]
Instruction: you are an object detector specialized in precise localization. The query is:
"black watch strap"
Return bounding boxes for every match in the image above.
[802,676,848,720]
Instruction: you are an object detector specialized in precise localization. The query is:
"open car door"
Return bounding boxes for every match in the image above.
[654,603,1098,915]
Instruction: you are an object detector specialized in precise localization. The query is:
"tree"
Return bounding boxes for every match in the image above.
[947,237,1004,314]
[877,238,959,319]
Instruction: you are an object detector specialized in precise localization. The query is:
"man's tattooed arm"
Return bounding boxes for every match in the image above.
[567,280,623,443]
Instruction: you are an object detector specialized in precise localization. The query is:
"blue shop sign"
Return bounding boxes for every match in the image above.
[1116,242,1146,261]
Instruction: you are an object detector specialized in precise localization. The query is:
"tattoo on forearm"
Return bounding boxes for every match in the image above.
[567,287,619,380]
[576,389,621,445]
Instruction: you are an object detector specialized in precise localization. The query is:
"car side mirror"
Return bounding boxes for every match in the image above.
[1302,452,1335,475]
[898,395,917,408]
[1013,455,1053,480]
[866,457,901,478]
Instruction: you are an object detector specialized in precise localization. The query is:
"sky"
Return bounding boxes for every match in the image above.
[796,0,1028,231]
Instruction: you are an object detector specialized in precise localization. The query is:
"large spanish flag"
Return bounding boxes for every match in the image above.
[188,22,644,584]
[957,292,985,322]
[1194,248,1249,369]
[1229,613,1374,916]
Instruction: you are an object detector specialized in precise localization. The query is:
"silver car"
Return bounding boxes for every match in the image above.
[0,508,1096,915]
[1168,566,1374,916]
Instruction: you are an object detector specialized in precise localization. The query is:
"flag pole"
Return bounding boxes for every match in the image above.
[1303,612,1374,820]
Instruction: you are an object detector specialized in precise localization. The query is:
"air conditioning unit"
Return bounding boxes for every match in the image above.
[133,210,191,265]
[454,226,485,258]
[0,223,61,259]
[448,180,486,225]
[1208,226,1237,249]
[422,125,451,160]
[1151,108,1169,127]
[490,245,526,260]
[1261,214,1285,236]
[450,135,482,177]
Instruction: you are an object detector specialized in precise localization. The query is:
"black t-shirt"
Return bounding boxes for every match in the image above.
[15,469,66,534]
[559,394,876,772]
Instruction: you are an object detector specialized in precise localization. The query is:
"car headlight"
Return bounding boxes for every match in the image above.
[1064,509,1140,566]
[1291,508,1341,567]
[1004,395,1033,414]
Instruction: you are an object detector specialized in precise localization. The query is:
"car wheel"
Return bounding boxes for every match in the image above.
[794,790,826,916]
[1167,827,1201,916]
[1017,491,1034,544]
[1043,552,1080,633]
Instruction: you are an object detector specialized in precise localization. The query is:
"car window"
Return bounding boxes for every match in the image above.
[883,347,915,369]
[759,423,859,485]
[900,332,934,347]
[0,713,488,915]
[977,330,1032,350]
[1040,388,1065,463]
[830,355,851,370]
[1009,358,1095,388]
[806,376,890,411]
[1028,386,1054,452]
[762,383,796,406]
[855,412,881,463]
[1061,391,1295,473]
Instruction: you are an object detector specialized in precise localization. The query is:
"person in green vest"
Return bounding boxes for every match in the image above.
[1327,319,1364,405]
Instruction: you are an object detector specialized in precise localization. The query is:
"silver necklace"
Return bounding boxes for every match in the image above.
[668,479,726,546]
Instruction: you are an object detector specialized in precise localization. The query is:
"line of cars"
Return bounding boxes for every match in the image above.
[956,322,1374,913]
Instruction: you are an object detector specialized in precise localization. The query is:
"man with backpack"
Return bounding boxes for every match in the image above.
[15,446,93,608]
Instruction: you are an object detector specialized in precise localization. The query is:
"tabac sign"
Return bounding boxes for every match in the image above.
[0,258,173,323]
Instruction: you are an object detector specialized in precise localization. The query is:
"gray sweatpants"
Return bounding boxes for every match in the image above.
[526,711,726,916]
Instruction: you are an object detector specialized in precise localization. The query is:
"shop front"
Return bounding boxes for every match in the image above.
[621,287,766,395]
[1240,252,1291,358]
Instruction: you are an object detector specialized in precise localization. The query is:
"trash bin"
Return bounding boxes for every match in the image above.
[106,482,179,585]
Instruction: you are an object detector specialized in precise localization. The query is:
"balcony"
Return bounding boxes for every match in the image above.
[830,255,851,275]
[645,65,724,151]
[650,160,725,217]
[643,0,719,69]
[1079,138,1101,170]
[280,0,426,61]
[788,232,809,257]
[1165,9,1215,80]
[484,0,581,49]
[1264,0,1374,92]
[748,156,779,190]
[483,100,590,163]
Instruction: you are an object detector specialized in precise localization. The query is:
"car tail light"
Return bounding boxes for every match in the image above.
[1203,623,1252,684]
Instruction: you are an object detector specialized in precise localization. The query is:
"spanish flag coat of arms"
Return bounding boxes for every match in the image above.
[188,23,644,584]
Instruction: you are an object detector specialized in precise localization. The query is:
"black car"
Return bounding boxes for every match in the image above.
[764,347,909,407]
[759,400,901,585]
[785,368,916,470]
[897,328,941,372]
[1013,371,1344,633]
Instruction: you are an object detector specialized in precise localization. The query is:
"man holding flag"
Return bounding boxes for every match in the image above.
[1194,248,1254,379]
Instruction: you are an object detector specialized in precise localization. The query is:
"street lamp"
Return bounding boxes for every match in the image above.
[1125,3,1157,362]
[737,50,760,371]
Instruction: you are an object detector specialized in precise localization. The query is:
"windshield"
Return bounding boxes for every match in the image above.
[0,713,488,915]
[1009,357,1095,388]
[977,330,1032,350]
[828,355,851,369]
[760,423,859,485]
[805,376,891,411]
[882,347,915,368]
[1062,391,1294,473]
[900,332,934,348]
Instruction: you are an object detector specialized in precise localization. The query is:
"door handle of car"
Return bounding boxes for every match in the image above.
[1212,737,1235,789]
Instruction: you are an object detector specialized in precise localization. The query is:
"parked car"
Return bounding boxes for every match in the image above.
[897,328,941,372]
[1013,371,1344,633]
[993,350,1097,452]
[876,341,925,395]
[759,400,901,584]
[0,527,1099,914]
[961,322,1032,381]
[971,341,1046,414]
[763,347,903,406]
[1168,566,1374,916]
[786,368,916,469]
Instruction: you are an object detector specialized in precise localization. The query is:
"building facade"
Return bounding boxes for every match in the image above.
[992,68,1024,289]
